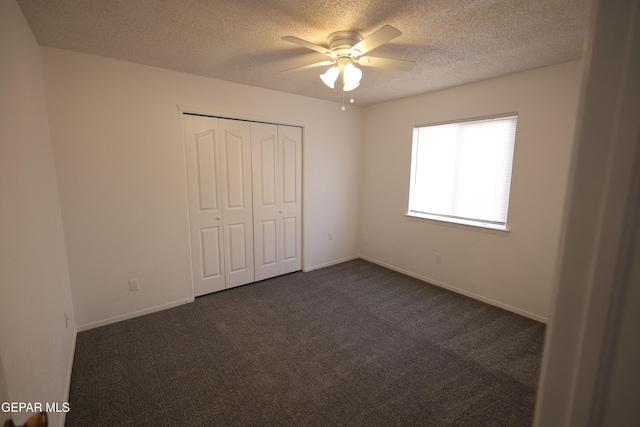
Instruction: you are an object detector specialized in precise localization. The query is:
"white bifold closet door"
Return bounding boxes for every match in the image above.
[184,114,302,297]
[251,123,302,281]
[183,115,255,296]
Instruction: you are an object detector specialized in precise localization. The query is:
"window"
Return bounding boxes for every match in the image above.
[407,114,517,230]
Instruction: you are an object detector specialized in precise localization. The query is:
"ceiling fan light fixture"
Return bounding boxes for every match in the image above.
[283,25,414,106]
[320,66,340,88]
[342,63,362,91]
[344,80,360,92]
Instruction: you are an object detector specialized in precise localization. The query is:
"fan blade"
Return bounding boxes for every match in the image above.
[281,60,336,73]
[350,25,402,56]
[356,56,416,71]
[281,36,334,57]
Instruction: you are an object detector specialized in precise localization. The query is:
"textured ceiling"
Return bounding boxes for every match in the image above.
[17,0,591,107]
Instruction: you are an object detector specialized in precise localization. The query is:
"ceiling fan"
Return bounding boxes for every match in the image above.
[281,25,415,96]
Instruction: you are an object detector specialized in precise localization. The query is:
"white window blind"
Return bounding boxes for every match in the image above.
[408,114,517,230]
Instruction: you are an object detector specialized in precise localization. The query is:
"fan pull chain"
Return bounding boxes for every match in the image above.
[341,89,355,111]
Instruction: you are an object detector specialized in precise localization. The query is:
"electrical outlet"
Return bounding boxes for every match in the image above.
[435,253,442,264]
[64,313,70,328]
[328,232,333,241]
[128,279,139,292]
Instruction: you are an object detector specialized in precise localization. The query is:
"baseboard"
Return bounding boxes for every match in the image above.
[303,255,360,273]
[359,255,548,324]
[76,298,195,332]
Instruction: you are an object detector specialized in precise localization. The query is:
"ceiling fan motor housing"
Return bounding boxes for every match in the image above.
[327,31,363,58]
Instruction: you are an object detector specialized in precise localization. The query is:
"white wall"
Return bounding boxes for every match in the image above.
[0,1,76,425]
[359,61,582,320]
[40,47,363,329]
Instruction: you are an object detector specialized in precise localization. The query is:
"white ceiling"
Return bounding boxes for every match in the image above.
[17,0,591,107]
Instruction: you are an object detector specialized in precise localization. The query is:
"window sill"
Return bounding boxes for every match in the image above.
[405,212,510,234]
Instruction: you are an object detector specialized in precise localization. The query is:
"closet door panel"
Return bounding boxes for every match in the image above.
[183,115,226,296]
[282,217,298,261]
[260,220,278,265]
[219,119,254,288]
[227,223,248,271]
[201,227,223,278]
[278,125,302,275]
[224,131,246,209]
[251,122,281,281]
[282,135,298,205]
[259,136,277,206]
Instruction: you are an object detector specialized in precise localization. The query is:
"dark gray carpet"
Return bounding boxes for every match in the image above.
[65,259,545,426]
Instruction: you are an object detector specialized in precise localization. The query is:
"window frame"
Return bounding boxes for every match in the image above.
[406,112,518,232]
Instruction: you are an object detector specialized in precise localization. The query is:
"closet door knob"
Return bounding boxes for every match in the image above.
[279,210,284,214]
[216,216,222,221]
